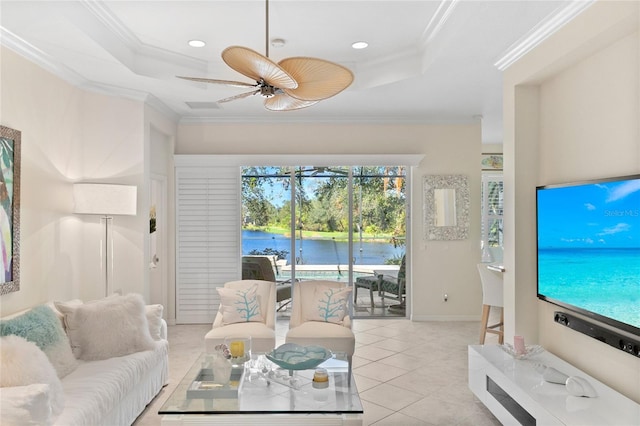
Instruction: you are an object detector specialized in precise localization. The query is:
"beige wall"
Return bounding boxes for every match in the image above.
[0,41,487,325]
[177,122,484,321]
[145,104,178,317]
[0,47,152,314]
[504,0,640,402]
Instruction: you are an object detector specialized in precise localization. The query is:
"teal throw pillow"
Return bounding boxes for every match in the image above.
[0,305,77,378]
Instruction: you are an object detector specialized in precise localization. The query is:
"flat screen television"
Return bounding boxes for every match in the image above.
[536,174,640,337]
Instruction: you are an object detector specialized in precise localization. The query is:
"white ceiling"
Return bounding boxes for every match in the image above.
[0,1,592,144]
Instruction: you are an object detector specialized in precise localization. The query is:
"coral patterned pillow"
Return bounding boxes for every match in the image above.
[217,283,264,325]
[305,285,352,324]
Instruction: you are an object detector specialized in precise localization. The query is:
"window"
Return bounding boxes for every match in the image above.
[481,173,503,249]
[240,166,407,276]
[241,165,407,318]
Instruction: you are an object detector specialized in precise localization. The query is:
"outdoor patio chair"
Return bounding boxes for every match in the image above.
[204,279,277,354]
[354,273,380,311]
[242,256,292,311]
[377,254,406,313]
[285,280,355,374]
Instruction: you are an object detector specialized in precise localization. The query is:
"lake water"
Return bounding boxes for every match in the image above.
[242,230,403,265]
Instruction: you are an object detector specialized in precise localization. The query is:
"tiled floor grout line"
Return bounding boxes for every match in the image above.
[135,314,501,426]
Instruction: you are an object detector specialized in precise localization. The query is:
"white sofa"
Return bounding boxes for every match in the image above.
[0,294,169,426]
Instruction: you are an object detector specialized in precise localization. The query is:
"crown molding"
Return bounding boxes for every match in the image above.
[178,115,475,125]
[144,94,181,122]
[494,0,595,71]
[79,0,207,72]
[0,27,88,87]
[420,0,461,46]
[174,154,425,167]
[1,27,179,122]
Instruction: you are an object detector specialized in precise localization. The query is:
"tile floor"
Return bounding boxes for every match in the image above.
[134,312,502,425]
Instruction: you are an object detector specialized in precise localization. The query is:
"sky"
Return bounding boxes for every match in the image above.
[537,177,640,249]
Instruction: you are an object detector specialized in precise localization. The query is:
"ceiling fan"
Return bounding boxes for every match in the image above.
[177,0,354,111]
[297,166,349,176]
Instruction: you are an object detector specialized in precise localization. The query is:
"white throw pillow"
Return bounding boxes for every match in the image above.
[55,293,155,361]
[217,283,264,325]
[47,299,82,331]
[305,285,352,324]
[0,335,64,418]
[145,304,164,340]
[0,384,52,426]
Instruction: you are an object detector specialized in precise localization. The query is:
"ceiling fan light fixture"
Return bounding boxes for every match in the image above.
[260,85,277,98]
[188,39,206,48]
[351,41,368,49]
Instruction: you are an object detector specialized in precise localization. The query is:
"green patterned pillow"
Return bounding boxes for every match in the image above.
[0,305,78,378]
[217,283,264,325]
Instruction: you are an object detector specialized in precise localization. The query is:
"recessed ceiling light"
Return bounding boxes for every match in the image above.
[352,41,368,50]
[188,40,206,48]
[271,38,286,48]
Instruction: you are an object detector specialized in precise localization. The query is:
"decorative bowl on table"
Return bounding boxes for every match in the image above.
[501,343,544,360]
[265,343,332,370]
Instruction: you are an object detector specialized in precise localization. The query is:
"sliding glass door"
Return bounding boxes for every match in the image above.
[241,165,407,318]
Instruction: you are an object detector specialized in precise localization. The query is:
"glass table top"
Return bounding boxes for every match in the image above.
[159,352,363,416]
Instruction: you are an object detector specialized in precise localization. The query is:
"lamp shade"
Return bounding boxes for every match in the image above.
[73,183,137,216]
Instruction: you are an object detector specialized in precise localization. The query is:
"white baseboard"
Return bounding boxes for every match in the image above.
[411,315,479,322]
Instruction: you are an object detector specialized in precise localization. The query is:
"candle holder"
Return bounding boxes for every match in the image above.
[224,336,251,367]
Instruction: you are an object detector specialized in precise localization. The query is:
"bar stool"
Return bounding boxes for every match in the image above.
[477,263,504,344]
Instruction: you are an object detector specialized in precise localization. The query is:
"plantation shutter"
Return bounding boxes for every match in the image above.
[481,173,504,248]
[175,166,241,324]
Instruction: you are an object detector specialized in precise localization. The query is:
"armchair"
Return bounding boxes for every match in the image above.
[285,280,355,370]
[204,279,276,354]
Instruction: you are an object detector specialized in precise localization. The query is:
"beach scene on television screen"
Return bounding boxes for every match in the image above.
[537,177,640,329]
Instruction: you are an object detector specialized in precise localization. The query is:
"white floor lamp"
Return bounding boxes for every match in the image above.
[73,183,137,296]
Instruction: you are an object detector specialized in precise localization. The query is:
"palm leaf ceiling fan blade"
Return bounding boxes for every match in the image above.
[264,93,318,111]
[176,76,257,88]
[222,46,297,89]
[177,0,353,110]
[217,89,260,103]
[279,57,354,102]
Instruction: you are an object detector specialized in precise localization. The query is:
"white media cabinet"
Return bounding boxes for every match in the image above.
[468,345,640,425]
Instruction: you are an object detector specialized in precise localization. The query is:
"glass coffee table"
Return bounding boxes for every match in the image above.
[159,352,363,425]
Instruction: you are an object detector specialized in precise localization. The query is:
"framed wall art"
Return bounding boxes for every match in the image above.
[481,153,503,171]
[0,125,21,295]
